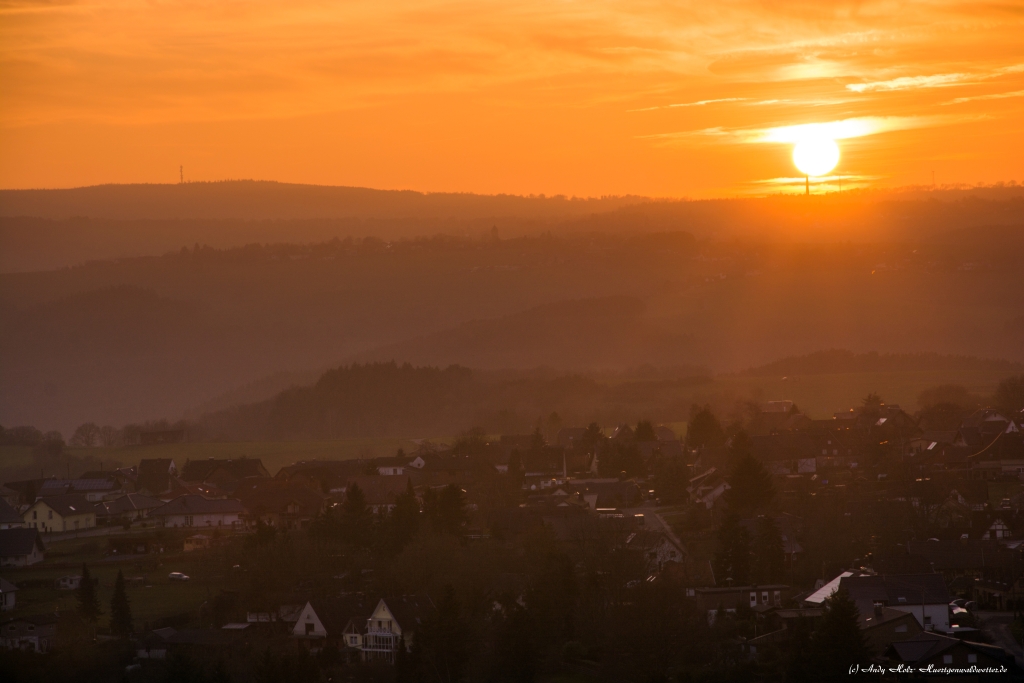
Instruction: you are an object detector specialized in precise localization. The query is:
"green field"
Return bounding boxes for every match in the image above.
[2,532,224,626]
[1,435,452,477]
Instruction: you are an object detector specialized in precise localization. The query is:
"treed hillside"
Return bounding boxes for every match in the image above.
[2,229,1024,435]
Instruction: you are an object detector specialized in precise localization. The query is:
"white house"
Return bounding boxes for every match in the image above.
[840,574,950,632]
[0,529,45,567]
[149,495,243,528]
[24,495,96,533]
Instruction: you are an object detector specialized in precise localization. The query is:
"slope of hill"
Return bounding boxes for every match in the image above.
[2,231,1022,434]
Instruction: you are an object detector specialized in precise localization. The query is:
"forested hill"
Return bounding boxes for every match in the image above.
[193,362,711,441]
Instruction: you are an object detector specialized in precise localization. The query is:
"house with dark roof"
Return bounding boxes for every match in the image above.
[859,604,923,655]
[968,420,1024,480]
[23,494,95,533]
[0,613,58,653]
[342,476,414,515]
[95,493,164,522]
[0,500,23,530]
[137,459,177,495]
[180,458,271,492]
[884,631,1019,673]
[236,480,325,529]
[0,528,45,567]
[149,495,244,529]
[0,577,17,612]
[839,574,951,632]
[37,476,123,502]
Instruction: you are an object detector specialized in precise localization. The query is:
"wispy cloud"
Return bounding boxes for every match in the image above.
[669,97,747,108]
[640,115,969,145]
[943,89,1024,105]
[847,73,972,93]
[847,63,1024,93]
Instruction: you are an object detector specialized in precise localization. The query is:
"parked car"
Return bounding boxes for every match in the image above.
[168,572,190,582]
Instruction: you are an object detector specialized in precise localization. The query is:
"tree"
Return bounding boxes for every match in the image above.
[413,585,471,683]
[341,482,373,547]
[388,479,420,550]
[728,429,753,465]
[109,569,133,637]
[724,453,775,515]
[424,484,467,535]
[994,374,1024,414]
[686,404,725,450]
[70,422,101,448]
[861,392,884,417]
[579,422,603,453]
[813,587,868,679]
[752,516,785,584]
[634,420,656,442]
[76,563,101,622]
[713,514,750,585]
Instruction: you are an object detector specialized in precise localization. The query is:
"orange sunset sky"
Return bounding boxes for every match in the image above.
[1,1,1023,197]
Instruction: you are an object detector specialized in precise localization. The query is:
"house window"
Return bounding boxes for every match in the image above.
[773,591,781,606]
[48,511,53,520]
[924,616,932,625]
[942,655,952,664]
[967,655,977,664]
[749,592,757,607]
[761,592,768,604]
[895,625,907,633]
[305,623,314,634]
[32,511,37,520]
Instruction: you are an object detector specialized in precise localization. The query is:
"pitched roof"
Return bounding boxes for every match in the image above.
[887,631,1011,665]
[181,458,270,483]
[0,577,18,594]
[237,481,325,516]
[149,495,243,517]
[102,493,165,515]
[138,459,176,494]
[32,494,94,517]
[0,528,45,557]
[839,574,950,614]
[0,499,22,525]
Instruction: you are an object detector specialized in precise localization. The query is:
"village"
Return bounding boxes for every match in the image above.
[1,396,1023,681]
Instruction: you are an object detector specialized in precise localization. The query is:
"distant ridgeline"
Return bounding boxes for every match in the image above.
[742,350,1024,377]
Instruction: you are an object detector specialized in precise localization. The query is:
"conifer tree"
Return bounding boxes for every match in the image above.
[713,514,751,585]
[814,587,868,679]
[76,563,101,622]
[752,516,786,583]
[110,569,133,637]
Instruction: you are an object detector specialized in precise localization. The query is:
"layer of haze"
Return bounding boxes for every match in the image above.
[2,1,1024,195]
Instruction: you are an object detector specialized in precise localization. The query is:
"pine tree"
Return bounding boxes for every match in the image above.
[752,516,785,583]
[724,452,775,514]
[76,563,101,622]
[813,587,868,679]
[713,514,751,585]
[110,569,133,637]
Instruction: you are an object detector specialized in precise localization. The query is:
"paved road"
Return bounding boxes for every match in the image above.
[976,611,1023,667]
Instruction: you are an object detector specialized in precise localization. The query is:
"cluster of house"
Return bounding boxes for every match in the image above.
[1,402,1022,666]
[702,570,1021,670]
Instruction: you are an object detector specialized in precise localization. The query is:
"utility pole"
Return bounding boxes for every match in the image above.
[180,165,184,184]
[805,175,810,196]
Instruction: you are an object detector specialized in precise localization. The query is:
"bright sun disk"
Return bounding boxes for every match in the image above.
[792,136,840,177]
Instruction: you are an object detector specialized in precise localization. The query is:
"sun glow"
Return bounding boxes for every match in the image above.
[792,136,840,177]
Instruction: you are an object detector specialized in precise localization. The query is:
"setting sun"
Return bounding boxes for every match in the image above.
[792,136,840,178]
